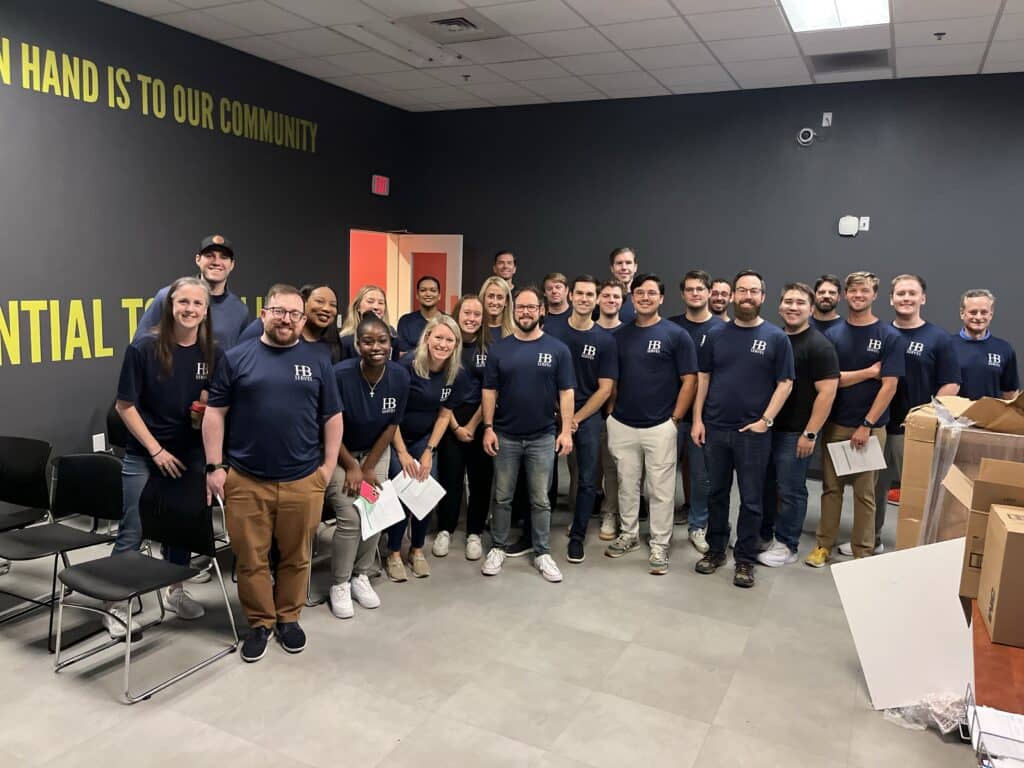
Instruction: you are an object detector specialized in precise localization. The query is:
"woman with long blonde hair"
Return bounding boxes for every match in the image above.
[339,284,398,360]
[479,276,513,341]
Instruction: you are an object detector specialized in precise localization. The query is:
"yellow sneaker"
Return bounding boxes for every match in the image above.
[805,546,830,568]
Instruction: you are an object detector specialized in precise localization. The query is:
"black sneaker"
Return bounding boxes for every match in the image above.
[734,562,756,588]
[241,626,271,663]
[567,539,585,563]
[276,621,307,654]
[506,538,534,558]
[695,551,727,575]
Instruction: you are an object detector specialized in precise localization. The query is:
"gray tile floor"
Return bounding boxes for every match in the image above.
[0,477,975,768]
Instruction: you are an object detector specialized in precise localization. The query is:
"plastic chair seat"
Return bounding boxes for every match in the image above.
[0,525,112,561]
[58,551,198,603]
[0,507,48,533]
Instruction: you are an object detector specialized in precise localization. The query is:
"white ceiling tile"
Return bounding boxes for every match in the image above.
[487,58,570,79]
[360,0,470,17]
[410,85,481,103]
[545,91,606,101]
[428,64,508,84]
[461,0,536,5]
[366,69,447,89]
[982,59,1024,73]
[465,81,543,99]
[449,36,542,63]
[405,104,443,111]
[899,62,978,77]
[986,39,1024,62]
[708,34,799,62]
[895,42,985,68]
[626,42,714,69]
[797,25,891,55]
[995,13,1024,41]
[492,94,548,104]
[650,62,730,85]
[583,69,663,90]
[371,90,434,107]
[563,0,678,26]
[175,0,239,7]
[152,9,250,39]
[671,0,773,11]
[270,0,387,25]
[554,50,640,74]
[814,67,893,83]
[598,17,697,49]
[100,0,186,15]
[439,97,493,108]
[323,50,412,72]
[203,1,314,34]
[520,75,601,96]
[726,56,811,87]
[688,7,790,41]
[895,16,996,47]
[892,0,1001,23]
[668,80,737,93]
[519,27,617,56]
[265,27,367,55]
[602,85,671,97]
[1007,0,1024,12]
[281,56,349,77]
[226,35,303,61]
[324,74,392,93]
[476,0,587,35]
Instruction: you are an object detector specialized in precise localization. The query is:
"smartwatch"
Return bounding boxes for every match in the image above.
[482,423,494,431]
[803,431,817,441]
[762,416,774,428]
[205,463,229,473]
[861,418,876,429]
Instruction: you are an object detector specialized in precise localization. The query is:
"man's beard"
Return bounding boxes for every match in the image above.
[734,302,761,321]
[815,298,836,313]
[515,316,539,333]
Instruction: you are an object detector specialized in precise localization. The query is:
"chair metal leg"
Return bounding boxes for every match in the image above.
[305,526,325,607]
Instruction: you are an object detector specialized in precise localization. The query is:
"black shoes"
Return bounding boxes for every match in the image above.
[506,538,534,558]
[276,621,307,654]
[567,539,585,563]
[695,551,727,575]
[241,626,271,663]
[733,562,756,589]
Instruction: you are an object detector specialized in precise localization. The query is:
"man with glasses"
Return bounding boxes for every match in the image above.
[481,286,575,583]
[136,234,250,348]
[709,278,732,322]
[692,270,794,588]
[606,274,697,575]
[204,283,341,663]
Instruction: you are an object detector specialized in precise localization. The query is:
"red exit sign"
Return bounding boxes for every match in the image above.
[371,174,390,196]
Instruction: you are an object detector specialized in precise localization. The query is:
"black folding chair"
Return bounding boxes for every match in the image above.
[0,452,119,650]
[0,436,51,535]
[54,468,239,704]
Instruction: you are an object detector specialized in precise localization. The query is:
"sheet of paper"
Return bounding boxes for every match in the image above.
[356,480,404,541]
[970,704,1024,760]
[831,538,973,711]
[827,435,887,476]
[391,471,446,521]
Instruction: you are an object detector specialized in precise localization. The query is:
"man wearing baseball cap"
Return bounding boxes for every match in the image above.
[135,234,250,349]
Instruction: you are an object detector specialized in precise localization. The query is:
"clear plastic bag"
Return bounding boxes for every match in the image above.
[884,693,965,734]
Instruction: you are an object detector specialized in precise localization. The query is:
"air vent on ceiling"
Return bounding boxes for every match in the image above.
[809,49,890,75]
[431,17,479,34]
[402,8,507,44]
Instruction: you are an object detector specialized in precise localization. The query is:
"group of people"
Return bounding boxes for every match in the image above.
[98,234,1019,664]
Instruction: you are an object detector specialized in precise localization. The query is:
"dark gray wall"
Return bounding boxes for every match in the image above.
[405,75,1024,349]
[0,0,406,456]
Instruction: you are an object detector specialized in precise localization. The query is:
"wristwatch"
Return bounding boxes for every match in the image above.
[761,415,774,428]
[482,423,494,431]
[803,431,817,441]
[205,462,229,473]
[426,444,437,454]
[861,418,876,429]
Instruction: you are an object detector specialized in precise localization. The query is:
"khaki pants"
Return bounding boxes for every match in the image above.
[817,423,887,558]
[225,467,327,628]
[607,416,677,547]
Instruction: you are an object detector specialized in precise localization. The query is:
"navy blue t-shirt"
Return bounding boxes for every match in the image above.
[669,314,726,354]
[334,359,409,453]
[117,335,222,461]
[459,343,488,407]
[397,355,468,444]
[888,322,961,434]
[825,320,906,428]
[810,316,843,334]
[208,338,341,481]
[484,334,576,438]
[136,287,250,350]
[592,294,634,325]
[546,322,618,413]
[542,308,571,336]
[396,311,430,354]
[700,321,795,431]
[237,318,332,363]
[954,332,1020,400]
[613,319,698,429]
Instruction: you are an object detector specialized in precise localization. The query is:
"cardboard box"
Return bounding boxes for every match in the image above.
[977,505,1024,647]
[941,459,1024,600]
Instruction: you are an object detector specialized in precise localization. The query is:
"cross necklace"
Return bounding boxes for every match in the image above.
[360,360,386,398]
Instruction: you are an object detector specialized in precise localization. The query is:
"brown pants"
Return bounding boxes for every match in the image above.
[817,423,887,558]
[224,467,327,628]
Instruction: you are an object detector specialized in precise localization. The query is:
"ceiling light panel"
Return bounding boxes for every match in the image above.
[780,0,889,33]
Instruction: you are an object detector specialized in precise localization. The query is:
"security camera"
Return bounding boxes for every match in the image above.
[797,127,816,146]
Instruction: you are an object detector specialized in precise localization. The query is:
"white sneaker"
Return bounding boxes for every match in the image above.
[534,553,563,583]
[432,530,451,558]
[689,528,710,554]
[329,582,354,619]
[104,603,141,639]
[465,534,483,561]
[838,541,884,557]
[165,587,205,620]
[757,539,798,567]
[481,548,506,576]
[0,558,10,576]
[189,570,212,584]
[350,574,380,609]
[599,512,616,541]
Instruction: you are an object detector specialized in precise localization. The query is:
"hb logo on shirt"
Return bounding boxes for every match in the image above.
[381,397,397,415]
[195,362,209,380]
[867,339,882,353]
[989,353,1002,367]
[475,354,487,369]
[537,353,553,367]
[647,340,661,354]
[581,345,597,360]
[294,364,313,382]
[440,387,452,402]
[750,340,767,355]
[907,342,925,356]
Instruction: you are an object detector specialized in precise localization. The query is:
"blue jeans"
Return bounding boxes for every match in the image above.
[569,415,602,543]
[770,432,813,553]
[492,432,555,556]
[679,422,710,531]
[112,452,190,566]
[705,428,772,564]
[387,434,439,552]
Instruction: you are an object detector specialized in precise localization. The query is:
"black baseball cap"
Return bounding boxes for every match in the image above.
[199,234,234,258]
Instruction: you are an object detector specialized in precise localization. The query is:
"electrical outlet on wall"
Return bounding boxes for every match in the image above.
[92,433,106,452]
[859,216,870,231]
[822,112,832,127]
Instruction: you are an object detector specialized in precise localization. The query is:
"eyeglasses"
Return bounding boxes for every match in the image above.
[515,304,541,313]
[734,287,763,297]
[265,306,305,322]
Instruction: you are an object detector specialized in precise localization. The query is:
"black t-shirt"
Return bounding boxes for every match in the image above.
[774,327,840,433]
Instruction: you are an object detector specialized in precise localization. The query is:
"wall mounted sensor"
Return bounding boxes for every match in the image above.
[797,127,816,146]
[838,215,859,237]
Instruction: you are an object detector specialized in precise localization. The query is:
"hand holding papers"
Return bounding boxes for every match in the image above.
[355,480,404,541]
[827,435,887,476]
[391,470,446,521]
